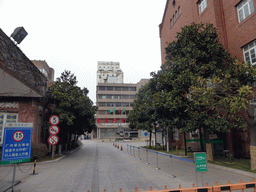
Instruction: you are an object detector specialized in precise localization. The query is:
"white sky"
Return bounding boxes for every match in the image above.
[0,0,166,104]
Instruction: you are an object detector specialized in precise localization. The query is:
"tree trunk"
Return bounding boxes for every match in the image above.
[205,130,213,161]
[149,131,152,149]
[250,124,256,170]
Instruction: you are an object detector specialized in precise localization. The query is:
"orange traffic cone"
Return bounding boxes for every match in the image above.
[121,145,123,151]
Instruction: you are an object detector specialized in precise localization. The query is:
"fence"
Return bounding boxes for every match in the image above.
[85,179,256,192]
[125,144,194,174]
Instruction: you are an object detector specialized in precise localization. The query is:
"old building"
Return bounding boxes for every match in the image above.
[159,0,256,158]
[94,61,149,139]
[0,28,49,145]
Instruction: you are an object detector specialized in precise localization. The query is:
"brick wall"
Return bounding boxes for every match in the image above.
[159,0,256,64]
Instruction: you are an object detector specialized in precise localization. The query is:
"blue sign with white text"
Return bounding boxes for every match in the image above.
[1,125,32,165]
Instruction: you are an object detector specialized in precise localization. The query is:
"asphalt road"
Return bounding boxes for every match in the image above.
[1,140,256,192]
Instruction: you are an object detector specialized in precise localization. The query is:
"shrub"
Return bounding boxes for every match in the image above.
[31,142,48,161]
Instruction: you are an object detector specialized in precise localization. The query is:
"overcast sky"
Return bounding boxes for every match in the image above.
[0,0,167,104]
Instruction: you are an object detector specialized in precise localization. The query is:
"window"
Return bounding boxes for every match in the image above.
[198,0,207,14]
[114,95,121,99]
[99,102,105,107]
[122,95,129,99]
[107,86,114,91]
[106,95,114,99]
[122,87,129,91]
[170,19,173,26]
[237,0,254,22]
[243,40,256,65]
[130,95,136,99]
[98,95,106,99]
[99,111,105,115]
[130,87,136,91]
[115,103,121,107]
[178,6,181,15]
[107,103,114,107]
[115,87,121,91]
[99,86,105,91]
[175,11,178,19]
[173,15,175,23]
[122,103,130,107]
[0,113,18,144]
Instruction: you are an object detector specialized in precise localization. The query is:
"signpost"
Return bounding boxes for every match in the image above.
[194,152,207,187]
[0,123,33,192]
[48,116,60,159]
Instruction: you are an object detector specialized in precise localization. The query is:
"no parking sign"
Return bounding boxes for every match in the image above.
[0,123,32,165]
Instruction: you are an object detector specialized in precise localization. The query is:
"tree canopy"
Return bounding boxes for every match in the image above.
[46,70,97,143]
[129,23,256,137]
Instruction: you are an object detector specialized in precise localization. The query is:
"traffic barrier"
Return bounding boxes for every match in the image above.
[85,180,256,191]
[121,145,123,151]
[33,160,37,175]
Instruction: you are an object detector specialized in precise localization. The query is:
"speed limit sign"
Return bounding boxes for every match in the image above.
[13,131,25,142]
[49,115,59,125]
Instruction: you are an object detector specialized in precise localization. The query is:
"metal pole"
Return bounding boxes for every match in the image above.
[133,146,136,157]
[201,172,204,187]
[155,152,160,170]
[146,149,150,164]
[52,145,55,159]
[12,163,16,192]
[170,155,176,178]
[130,145,131,155]
[137,147,141,160]
[127,144,129,153]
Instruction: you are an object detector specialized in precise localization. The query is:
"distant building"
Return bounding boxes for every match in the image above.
[94,61,148,139]
[97,61,123,84]
[32,60,55,82]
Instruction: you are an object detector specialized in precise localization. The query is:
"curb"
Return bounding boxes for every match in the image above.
[207,163,256,178]
[0,144,83,167]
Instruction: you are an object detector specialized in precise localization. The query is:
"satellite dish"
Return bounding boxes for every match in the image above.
[11,27,28,44]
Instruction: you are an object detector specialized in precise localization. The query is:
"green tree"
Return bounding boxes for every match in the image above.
[156,23,256,160]
[128,83,158,148]
[46,70,97,146]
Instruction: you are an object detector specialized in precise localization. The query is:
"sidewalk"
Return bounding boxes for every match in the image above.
[0,145,83,192]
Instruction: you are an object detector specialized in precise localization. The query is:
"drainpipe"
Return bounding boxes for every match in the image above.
[219,0,229,52]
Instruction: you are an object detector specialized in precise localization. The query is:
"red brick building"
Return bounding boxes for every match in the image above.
[159,0,256,158]
[0,28,49,146]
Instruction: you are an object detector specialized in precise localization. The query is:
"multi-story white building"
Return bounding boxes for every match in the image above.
[97,61,123,84]
[94,61,149,139]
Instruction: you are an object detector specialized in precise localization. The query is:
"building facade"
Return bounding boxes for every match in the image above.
[159,0,256,65]
[159,0,256,158]
[0,29,49,145]
[97,61,123,84]
[95,61,148,139]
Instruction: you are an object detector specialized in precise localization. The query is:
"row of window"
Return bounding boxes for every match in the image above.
[171,0,254,28]
[98,102,133,107]
[97,118,129,123]
[98,110,130,115]
[98,86,136,91]
[170,6,181,27]
[98,95,136,100]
